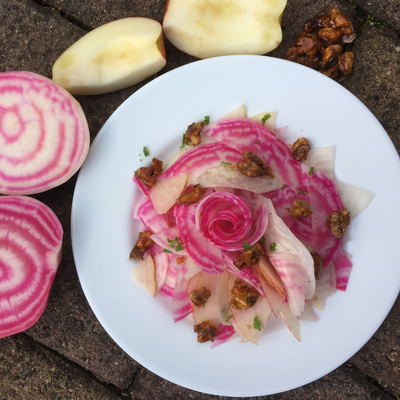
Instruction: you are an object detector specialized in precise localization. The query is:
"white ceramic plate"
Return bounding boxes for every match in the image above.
[71,56,400,397]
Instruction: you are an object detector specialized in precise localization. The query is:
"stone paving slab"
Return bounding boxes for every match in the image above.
[1,0,400,399]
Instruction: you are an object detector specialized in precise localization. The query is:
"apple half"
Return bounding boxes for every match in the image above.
[52,18,166,95]
[163,0,287,58]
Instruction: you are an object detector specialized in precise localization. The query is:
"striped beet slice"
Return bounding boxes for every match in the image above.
[0,196,63,339]
[0,71,90,195]
[203,117,306,191]
[160,142,243,179]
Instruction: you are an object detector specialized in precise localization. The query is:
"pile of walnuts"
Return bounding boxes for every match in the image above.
[285,7,356,81]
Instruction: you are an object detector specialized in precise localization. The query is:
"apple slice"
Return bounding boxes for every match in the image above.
[132,255,157,297]
[149,173,189,214]
[257,255,286,302]
[280,302,301,341]
[248,112,277,132]
[52,18,166,95]
[163,0,287,58]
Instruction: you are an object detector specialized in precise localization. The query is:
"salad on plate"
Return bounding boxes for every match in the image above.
[129,105,374,347]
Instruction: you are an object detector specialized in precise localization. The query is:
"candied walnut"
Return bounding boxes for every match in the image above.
[230,279,259,311]
[294,32,322,56]
[338,51,354,76]
[137,158,163,188]
[285,7,355,81]
[304,14,332,32]
[311,252,323,280]
[176,256,185,264]
[233,243,264,270]
[292,137,310,162]
[327,209,350,239]
[129,231,153,260]
[193,320,217,343]
[185,121,204,146]
[177,184,206,205]
[286,199,313,219]
[189,287,211,308]
[331,7,353,35]
[237,151,274,178]
[321,44,343,68]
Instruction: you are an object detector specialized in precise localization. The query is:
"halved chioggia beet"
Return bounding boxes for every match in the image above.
[0,71,90,195]
[0,195,63,339]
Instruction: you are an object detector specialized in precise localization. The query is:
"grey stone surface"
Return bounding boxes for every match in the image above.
[351,0,400,31]
[0,333,125,399]
[0,0,400,399]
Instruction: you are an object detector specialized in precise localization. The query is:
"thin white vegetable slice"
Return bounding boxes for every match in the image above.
[0,196,63,339]
[248,112,277,132]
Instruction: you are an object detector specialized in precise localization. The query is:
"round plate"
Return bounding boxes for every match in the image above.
[71,55,400,397]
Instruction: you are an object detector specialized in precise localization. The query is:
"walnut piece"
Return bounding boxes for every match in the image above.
[233,243,264,270]
[176,256,185,264]
[311,251,323,280]
[327,209,350,238]
[189,287,211,308]
[129,231,153,260]
[292,138,311,162]
[185,121,204,146]
[285,7,355,82]
[230,279,259,311]
[136,158,163,188]
[177,184,206,205]
[193,320,217,343]
[237,151,274,178]
[286,199,313,219]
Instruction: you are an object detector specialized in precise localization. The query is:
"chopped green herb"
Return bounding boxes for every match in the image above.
[254,141,261,144]
[243,242,251,251]
[180,133,190,149]
[260,236,266,247]
[253,315,262,331]
[226,315,233,325]
[308,167,314,176]
[162,249,172,253]
[204,116,210,125]
[202,303,206,308]
[134,170,138,175]
[261,113,271,124]
[143,146,150,157]
[282,184,286,189]
[269,242,277,252]
[297,189,308,195]
[221,161,233,167]
[167,236,184,252]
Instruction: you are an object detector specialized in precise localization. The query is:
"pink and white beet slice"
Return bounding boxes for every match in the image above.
[0,196,63,339]
[0,71,90,195]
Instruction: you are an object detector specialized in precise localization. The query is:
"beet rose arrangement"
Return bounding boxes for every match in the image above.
[130,107,373,346]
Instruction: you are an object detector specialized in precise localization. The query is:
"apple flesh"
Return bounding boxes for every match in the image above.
[132,255,157,297]
[52,18,166,95]
[163,0,287,58]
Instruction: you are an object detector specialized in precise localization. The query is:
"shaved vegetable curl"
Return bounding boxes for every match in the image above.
[0,196,63,338]
[0,71,90,195]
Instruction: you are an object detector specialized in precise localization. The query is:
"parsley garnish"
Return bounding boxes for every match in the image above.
[297,189,308,195]
[162,249,172,253]
[134,170,138,175]
[260,236,266,247]
[226,315,233,325]
[143,146,150,157]
[269,242,277,251]
[253,316,262,331]
[167,236,184,252]
[308,167,314,176]
[204,116,210,125]
[180,133,190,149]
[254,141,261,144]
[243,242,251,251]
[282,184,286,189]
[261,113,271,124]
[221,161,233,167]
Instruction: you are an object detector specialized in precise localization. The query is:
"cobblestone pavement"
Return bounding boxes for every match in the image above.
[0,0,399,399]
